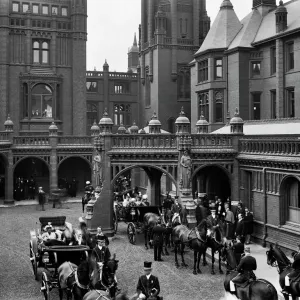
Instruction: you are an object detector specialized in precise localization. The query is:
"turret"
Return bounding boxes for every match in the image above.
[175,107,191,135]
[148,112,161,134]
[103,59,109,72]
[90,121,100,137]
[99,109,113,134]
[128,33,139,73]
[230,108,244,134]
[253,0,276,17]
[275,0,287,33]
[154,5,167,44]
[129,121,139,134]
[4,115,14,132]
[195,112,209,134]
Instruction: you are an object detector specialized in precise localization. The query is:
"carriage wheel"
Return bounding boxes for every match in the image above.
[29,242,38,280]
[127,223,136,245]
[41,272,50,300]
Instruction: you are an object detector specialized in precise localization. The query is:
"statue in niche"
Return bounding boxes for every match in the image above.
[180,150,192,189]
[93,151,102,187]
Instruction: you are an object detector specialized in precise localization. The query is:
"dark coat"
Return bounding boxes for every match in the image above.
[237,255,257,273]
[38,191,46,205]
[151,225,166,245]
[233,242,245,265]
[137,274,160,299]
[207,215,220,228]
[244,213,254,235]
[292,253,300,270]
[235,220,245,238]
[94,234,109,247]
[195,205,208,224]
[92,246,111,263]
[171,203,182,215]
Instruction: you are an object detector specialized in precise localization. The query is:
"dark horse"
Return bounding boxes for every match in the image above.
[172,219,210,274]
[143,212,162,250]
[58,260,91,300]
[267,243,300,300]
[203,221,226,275]
[89,254,119,299]
[220,244,278,300]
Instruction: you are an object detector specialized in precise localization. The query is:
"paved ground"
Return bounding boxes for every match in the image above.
[0,200,288,300]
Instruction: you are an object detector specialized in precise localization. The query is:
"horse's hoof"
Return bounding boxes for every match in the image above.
[193,270,197,275]
[219,270,224,274]
[211,270,215,275]
[182,262,188,267]
[197,269,202,274]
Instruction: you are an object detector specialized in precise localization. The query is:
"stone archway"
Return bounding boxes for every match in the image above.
[13,157,50,200]
[0,154,7,199]
[192,164,231,202]
[58,156,92,195]
[111,164,178,205]
[279,175,300,225]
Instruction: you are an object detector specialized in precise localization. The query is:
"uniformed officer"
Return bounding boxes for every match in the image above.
[92,235,111,264]
[150,218,166,262]
[136,261,161,300]
[230,247,257,293]
[206,203,220,236]
[85,181,94,194]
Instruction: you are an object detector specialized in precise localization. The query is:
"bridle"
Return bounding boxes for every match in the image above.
[266,249,291,274]
[221,249,237,272]
[96,262,117,293]
[94,290,111,300]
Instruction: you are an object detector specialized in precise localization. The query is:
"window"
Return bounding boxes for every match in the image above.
[252,93,261,120]
[62,7,68,16]
[33,41,49,64]
[215,58,223,79]
[178,67,190,99]
[286,42,294,71]
[198,92,209,122]
[270,90,276,119]
[42,5,49,15]
[87,103,98,133]
[251,61,261,77]
[22,3,29,13]
[215,91,223,122]
[31,84,53,119]
[198,60,208,82]
[114,82,130,94]
[12,2,19,12]
[52,6,58,15]
[270,47,276,74]
[32,4,39,14]
[114,104,131,126]
[285,88,295,118]
[86,81,98,92]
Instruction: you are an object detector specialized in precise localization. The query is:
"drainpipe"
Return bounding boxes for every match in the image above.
[262,167,268,247]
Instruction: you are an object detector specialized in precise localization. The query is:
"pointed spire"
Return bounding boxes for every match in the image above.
[133,33,137,46]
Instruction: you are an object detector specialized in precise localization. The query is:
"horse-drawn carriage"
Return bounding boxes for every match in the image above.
[123,205,162,245]
[29,216,90,300]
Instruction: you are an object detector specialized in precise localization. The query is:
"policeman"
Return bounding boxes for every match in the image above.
[206,203,220,236]
[150,218,166,262]
[230,247,257,293]
[92,235,111,264]
[85,181,94,194]
[136,261,161,300]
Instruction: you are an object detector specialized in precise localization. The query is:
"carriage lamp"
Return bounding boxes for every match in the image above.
[42,252,49,263]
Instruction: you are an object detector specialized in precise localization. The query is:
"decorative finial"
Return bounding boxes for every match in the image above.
[103,108,108,117]
[279,0,283,5]
[200,111,205,120]
[152,111,157,119]
[133,120,136,125]
[94,66,96,71]
[179,107,185,116]
[133,33,137,46]
[234,107,239,117]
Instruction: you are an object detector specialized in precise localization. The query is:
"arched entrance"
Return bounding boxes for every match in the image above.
[0,154,6,199]
[192,165,231,202]
[14,157,50,200]
[111,165,178,206]
[280,175,300,224]
[58,157,92,196]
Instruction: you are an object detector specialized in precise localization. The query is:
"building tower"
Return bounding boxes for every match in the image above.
[139,0,210,133]
[128,33,139,73]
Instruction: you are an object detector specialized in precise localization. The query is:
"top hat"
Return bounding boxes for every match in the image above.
[96,235,105,241]
[144,261,152,270]
[79,217,86,224]
[209,203,216,211]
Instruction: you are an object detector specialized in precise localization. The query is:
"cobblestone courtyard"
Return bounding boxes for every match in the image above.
[0,203,225,300]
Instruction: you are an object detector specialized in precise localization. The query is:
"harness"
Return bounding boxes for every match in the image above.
[267,250,291,274]
[94,290,111,300]
[93,258,116,293]
[187,228,206,244]
[66,262,89,294]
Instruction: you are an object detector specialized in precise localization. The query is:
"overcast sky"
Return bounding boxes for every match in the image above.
[86,0,282,72]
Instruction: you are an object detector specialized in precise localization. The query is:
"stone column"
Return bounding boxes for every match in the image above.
[4,150,14,204]
[276,38,284,118]
[49,123,58,192]
[171,0,178,81]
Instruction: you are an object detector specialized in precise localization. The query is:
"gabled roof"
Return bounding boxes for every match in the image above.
[195,0,242,55]
[228,9,262,50]
[254,0,300,43]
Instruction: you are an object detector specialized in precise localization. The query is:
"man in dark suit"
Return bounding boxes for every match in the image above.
[244,208,254,244]
[235,213,245,240]
[136,261,161,300]
[195,200,208,225]
[231,247,257,293]
[151,219,166,262]
[233,236,245,265]
[170,197,182,216]
[92,235,111,263]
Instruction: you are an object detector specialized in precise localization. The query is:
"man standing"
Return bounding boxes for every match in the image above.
[151,219,166,262]
[69,177,78,198]
[233,236,245,265]
[206,203,219,235]
[38,186,46,211]
[92,235,111,264]
[78,217,92,248]
[195,199,208,226]
[235,213,245,240]
[225,203,235,242]
[171,197,182,216]
[136,261,161,300]
[244,208,254,244]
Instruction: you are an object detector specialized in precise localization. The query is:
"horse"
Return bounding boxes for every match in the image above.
[89,254,119,299]
[202,220,226,274]
[266,243,300,300]
[221,244,278,300]
[172,219,209,274]
[58,260,91,300]
[143,212,160,250]
[83,291,129,300]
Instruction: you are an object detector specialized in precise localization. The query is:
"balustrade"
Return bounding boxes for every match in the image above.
[191,134,233,148]
[164,37,172,44]
[177,38,194,45]
[58,136,92,145]
[13,136,49,145]
[0,132,9,141]
[240,138,300,156]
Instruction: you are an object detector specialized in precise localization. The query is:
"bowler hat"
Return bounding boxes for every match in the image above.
[144,261,152,270]
[96,235,105,241]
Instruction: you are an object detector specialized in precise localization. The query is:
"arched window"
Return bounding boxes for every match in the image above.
[31,84,53,118]
[114,104,131,126]
[33,40,49,64]
[87,103,98,133]
[215,91,223,123]
[199,92,209,122]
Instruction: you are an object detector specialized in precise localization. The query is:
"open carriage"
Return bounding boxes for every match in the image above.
[124,205,162,245]
[29,216,90,300]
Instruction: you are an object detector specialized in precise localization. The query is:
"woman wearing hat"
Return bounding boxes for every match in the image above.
[41,223,57,241]
[136,261,161,300]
